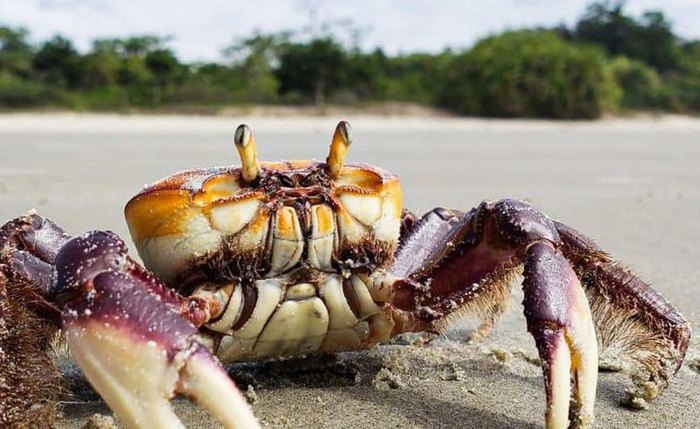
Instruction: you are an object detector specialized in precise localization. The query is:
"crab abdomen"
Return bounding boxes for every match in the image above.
[194,272,395,362]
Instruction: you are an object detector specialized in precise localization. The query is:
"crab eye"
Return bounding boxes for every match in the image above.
[326,121,352,178]
[234,124,261,183]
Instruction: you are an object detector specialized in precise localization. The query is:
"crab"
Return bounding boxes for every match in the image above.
[0,121,691,429]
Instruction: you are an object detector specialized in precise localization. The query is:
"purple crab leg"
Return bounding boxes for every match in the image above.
[0,213,70,427]
[554,221,691,407]
[523,242,597,428]
[382,199,689,429]
[377,203,599,428]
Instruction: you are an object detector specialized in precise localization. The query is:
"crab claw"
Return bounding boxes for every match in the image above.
[57,231,260,429]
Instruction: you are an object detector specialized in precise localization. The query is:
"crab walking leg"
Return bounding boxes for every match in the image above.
[57,232,260,429]
[0,213,70,427]
[385,203,599,428]
[530,327,571,428]
[0,214,68,323]
[0,211,71,264]
[523,242,598,429]
[554,221,691,407]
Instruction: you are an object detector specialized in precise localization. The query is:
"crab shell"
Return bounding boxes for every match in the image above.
[124,160,403,289]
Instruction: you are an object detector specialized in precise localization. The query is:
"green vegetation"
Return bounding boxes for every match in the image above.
[0,1,698,118]
[440,31,617,119]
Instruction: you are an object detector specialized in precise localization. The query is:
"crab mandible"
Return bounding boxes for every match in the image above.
[0,122,691,429]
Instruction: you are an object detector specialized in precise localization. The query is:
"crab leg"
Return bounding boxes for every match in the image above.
[523,242,597,428]
[387,207,597,428]
[381,199,689,429]
[56,231,260,429]
[554,221,691,407]
[0,213,68,427]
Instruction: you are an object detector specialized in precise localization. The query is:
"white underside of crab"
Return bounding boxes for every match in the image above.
[198,272,395,362]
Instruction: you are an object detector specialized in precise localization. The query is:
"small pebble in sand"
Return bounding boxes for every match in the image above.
[689,357,700,373]
[445,362,467,381]
[624,376,660,410]
[81,414,116,429]
[489,347,510,364]
[625,396,649,410]
[372,368,405,390]
[245,384,259,404]
[460,387,477,395]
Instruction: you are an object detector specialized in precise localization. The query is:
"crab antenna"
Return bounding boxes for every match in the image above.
[326,120,353,178]
[234,124,261,183]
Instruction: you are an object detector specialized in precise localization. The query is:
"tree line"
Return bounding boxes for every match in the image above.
[1,1,698,118]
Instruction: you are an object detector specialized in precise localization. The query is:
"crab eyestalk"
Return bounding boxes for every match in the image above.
[234,124,261,183]
[326,120,353,178]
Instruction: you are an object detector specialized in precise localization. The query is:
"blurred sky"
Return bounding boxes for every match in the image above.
[1,0,699,62]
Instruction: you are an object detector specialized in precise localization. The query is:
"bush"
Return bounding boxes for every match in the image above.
[439,30,620,119]
[674,43,700,112]
[674,71,700,113]
[76,85,128,110]
[0,76,64,107]
[610,56,668,109]
[275,38,346,105]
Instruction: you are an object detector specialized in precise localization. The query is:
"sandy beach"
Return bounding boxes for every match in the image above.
[1,113,698,428]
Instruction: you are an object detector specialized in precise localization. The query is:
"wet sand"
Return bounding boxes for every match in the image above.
[0,113,698,428]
